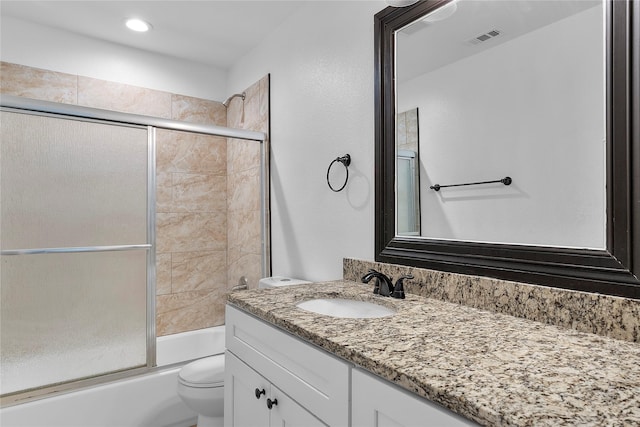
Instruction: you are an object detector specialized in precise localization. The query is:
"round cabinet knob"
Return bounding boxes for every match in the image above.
[254,388,265,399]
[266,398,278,409]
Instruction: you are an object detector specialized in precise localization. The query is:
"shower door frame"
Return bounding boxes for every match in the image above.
[0,94,269,406]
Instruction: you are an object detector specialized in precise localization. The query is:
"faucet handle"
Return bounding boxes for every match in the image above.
[392,274,413,299]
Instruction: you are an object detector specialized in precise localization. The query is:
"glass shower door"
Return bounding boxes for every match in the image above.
[0,111,152,396]
[397,150,420,236]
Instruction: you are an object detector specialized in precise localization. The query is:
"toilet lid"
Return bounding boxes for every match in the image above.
[178,355,225,388]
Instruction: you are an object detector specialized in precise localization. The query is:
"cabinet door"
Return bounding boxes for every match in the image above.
[225,351,270,427]
[226,305,350,426]
[269,384,328,427]
[352,369,478,427]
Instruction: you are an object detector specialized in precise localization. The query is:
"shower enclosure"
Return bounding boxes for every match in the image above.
[0,95,268,403]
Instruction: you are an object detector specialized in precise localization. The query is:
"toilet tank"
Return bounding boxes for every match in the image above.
[258,276,311,289]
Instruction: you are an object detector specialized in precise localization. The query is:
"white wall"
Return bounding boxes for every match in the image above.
[228,1,386,281]
[0,15,227,101]
[398,6,605,249]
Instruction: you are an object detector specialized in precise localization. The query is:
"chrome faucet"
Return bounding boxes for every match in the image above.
[361,269,413,299]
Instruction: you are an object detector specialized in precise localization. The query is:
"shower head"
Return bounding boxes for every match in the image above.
[223,92,246,108]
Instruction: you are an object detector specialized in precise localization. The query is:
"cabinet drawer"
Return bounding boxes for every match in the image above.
[226,305,350,426]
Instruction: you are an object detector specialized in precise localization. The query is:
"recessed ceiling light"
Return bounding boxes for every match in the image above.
[125,18,152,32]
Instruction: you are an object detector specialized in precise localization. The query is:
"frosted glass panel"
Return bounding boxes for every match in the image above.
[0,251,147,395]
[0,110,150,396]
[397,152,419,235]
[0,111,148,249]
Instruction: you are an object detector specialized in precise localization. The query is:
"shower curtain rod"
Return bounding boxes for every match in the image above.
[0,94,266,142]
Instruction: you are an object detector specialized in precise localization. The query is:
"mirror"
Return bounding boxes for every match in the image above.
[375,0,639,298]
[395,1,605,248]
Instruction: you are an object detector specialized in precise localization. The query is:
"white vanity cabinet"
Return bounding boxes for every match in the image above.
[225,305,350,427]
[225,352,269,426]
[352,368,478,427]
[225,352,325,427]
[225,305,477,427]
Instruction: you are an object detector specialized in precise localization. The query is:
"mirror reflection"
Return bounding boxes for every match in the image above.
[395,0,605,250]
[396,108,421,235]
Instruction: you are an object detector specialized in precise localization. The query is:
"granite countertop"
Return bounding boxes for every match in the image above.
[227,280,640,427]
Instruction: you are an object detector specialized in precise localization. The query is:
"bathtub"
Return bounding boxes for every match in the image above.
[0,326,225,427]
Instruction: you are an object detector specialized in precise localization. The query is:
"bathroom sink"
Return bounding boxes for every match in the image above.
[295,298,396,318]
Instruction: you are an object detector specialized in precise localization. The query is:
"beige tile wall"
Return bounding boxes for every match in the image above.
[0,62,77,103]
[1,61,269,336]
[226,76,270,291]
[156,129,228,335]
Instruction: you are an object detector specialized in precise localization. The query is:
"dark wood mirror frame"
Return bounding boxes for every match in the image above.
[374,0,639,299]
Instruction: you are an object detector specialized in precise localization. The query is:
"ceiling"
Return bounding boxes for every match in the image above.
[0,1,306,70]
[396,0,601,82]
[1,0,602,79]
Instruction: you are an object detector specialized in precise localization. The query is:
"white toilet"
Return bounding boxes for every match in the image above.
[177,354,225,427]
[177,276,309,427]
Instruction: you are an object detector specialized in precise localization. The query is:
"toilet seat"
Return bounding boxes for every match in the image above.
[178,355,225,388]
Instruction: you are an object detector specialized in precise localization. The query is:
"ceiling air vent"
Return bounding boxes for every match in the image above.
[468,29,502,45]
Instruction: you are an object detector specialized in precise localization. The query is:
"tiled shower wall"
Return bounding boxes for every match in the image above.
[155,129,229,335]
[226,76,270,293]
[0,62,268,336]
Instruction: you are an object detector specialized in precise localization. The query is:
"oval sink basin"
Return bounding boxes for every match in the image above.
[296,298,396,319]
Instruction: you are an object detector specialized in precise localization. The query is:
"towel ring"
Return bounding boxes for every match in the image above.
[327,154,351,192]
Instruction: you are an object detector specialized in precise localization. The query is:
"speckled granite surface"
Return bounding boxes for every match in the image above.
[344,258,640,343]
[227,281,640,427]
